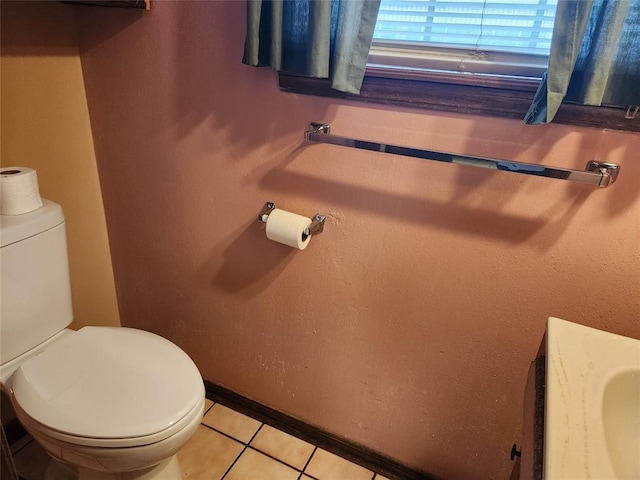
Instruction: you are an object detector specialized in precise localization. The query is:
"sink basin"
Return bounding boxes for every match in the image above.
[545,317,640,480]
[602,369,640,479]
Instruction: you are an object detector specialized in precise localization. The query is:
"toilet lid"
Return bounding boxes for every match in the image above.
[11,327,203,440]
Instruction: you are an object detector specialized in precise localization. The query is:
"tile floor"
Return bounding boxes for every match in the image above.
[12,398,391,480]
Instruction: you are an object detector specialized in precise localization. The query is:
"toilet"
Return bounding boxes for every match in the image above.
[0,199,205,479]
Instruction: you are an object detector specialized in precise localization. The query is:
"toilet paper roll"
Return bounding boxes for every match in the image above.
[1,167,43,215]
[265,208,312,250]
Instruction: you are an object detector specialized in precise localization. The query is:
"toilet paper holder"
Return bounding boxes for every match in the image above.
[258,202,326,236]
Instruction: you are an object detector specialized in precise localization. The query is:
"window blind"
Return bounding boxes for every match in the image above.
[373,0,558,56]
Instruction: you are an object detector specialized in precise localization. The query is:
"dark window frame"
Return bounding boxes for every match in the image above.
[279,70,640,133]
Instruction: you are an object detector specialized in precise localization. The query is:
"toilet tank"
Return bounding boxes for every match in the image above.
[1,200,73,365]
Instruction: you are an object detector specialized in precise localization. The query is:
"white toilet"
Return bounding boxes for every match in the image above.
[0,199,205,479]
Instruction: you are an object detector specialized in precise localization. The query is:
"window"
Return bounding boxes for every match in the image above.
[278,0,638,131]
[369,0,558,78]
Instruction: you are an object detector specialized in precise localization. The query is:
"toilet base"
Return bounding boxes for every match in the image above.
[45,456,182,480]
[45,458,77,480]
[80,456,181,480]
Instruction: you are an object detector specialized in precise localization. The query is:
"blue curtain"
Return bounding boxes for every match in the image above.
[525,0,640,124]
[243,0,381,94]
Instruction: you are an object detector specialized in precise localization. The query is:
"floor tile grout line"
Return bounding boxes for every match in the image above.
[219,415,260,480]
[247,423,264,445]
[198,420,301,477]
[201,406,319,476]
[199,422,250,446]
[300,446,319,480]
[203,418,311,476]
[247,422,318,474]
[206,395,386,478]
[14,398,391,480]
[219,423,308,480]
[243,444,306,475]
[201,399,249,480]
[203,401,215,416]
[220,443,248,480]
[205,402,264,444]
[200,416,376,480]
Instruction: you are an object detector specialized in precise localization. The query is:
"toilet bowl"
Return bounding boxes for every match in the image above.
[0,199,205,479]
[2,326,205,479]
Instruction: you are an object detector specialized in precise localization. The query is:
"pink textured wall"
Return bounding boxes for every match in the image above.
[75,2,639,479]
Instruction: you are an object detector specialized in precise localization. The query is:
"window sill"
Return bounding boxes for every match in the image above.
[278,71,640,133]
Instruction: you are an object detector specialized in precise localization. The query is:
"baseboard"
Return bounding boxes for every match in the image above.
[5,378,440,479]
[203,379,441,480]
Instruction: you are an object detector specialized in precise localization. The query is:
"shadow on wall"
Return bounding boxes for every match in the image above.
[597,132,640,218]
[1,1,143,56]
[170,1,334,152]
[200,106,635,297]
[202,135,596,298]
[74,0,334,163]
[457,115,640,219]
[249,106,638,252]
[73,1,639,299]
[71,0,640,226]
[167,0,639,303]
[261,159,550,243]
[252,138,596,248]
[207,219,297,299]
[1,2,88,55]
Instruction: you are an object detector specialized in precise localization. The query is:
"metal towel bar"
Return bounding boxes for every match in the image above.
[304,123,620,188]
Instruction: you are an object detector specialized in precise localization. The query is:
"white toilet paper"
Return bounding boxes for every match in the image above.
[1,167,43,215]
[265,208,312,250]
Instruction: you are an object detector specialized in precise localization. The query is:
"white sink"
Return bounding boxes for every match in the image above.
[545,317,640,480]
[602,369,640,479]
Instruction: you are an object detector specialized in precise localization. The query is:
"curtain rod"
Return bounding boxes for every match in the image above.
[304,123,620,188]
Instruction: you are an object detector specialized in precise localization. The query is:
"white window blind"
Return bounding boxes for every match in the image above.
[370,0,558,78]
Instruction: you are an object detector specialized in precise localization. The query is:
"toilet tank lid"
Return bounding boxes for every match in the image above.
[0,200,64,248]
[11,327,204,440]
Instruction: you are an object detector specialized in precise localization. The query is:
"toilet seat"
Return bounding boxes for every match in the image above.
[11,327,204,448]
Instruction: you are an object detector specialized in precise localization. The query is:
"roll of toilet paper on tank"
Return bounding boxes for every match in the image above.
[0,167,43,215]
[265,208,313,250]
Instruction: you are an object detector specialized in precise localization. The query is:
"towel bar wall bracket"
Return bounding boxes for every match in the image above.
[305,123,620,188]
[585,161,620,184]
